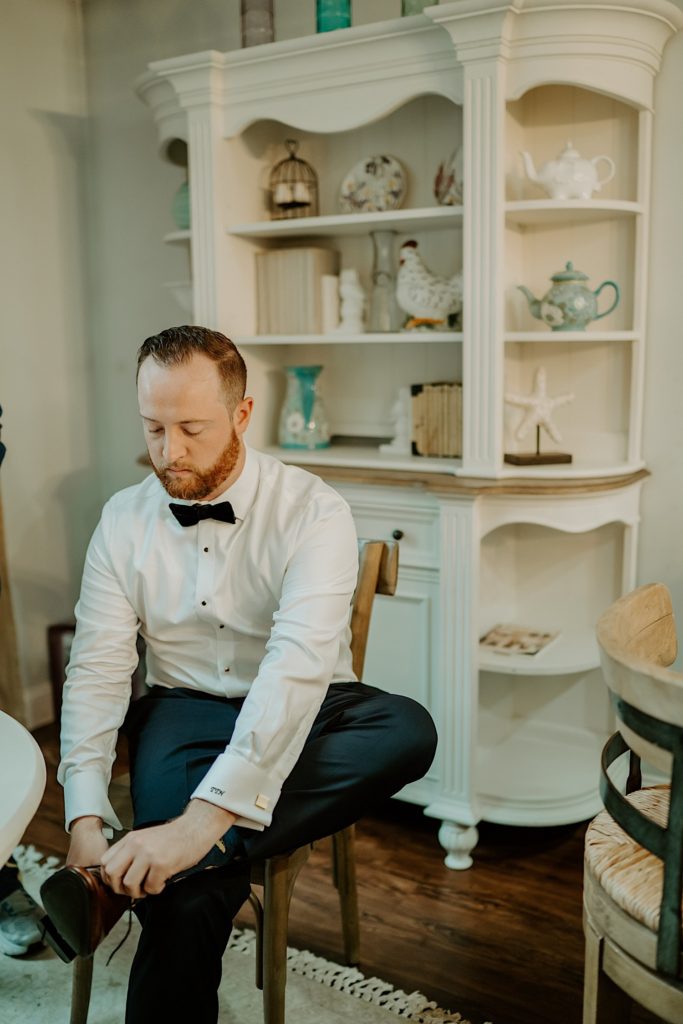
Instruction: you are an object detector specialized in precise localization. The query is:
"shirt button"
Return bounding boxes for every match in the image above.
[224,667,230,673]
[219,624,225,629]
[203,547,209,553]
[201,600,207,606]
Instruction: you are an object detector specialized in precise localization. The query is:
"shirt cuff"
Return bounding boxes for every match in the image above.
[63,769,124,835]
[190,751,280,830]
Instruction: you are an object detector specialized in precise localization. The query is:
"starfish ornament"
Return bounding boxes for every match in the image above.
[505,367,574,444]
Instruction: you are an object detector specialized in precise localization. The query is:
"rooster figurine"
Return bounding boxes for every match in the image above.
[396,240,463,330]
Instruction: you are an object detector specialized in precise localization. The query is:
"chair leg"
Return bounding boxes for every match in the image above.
[332,827,360,966]
[262,856,295,1024]
[70,956,94,1024]
[248,890,265,991]
[583,915,632,1024]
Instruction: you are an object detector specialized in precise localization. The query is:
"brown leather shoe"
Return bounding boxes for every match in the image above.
[40,865,130,959]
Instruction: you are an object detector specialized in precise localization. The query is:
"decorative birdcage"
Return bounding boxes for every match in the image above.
[269,140,319,220]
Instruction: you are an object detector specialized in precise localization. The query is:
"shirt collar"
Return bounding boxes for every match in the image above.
[161,443,260,523]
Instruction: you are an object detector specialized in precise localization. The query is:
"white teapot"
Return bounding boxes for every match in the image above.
[520,141,615,200]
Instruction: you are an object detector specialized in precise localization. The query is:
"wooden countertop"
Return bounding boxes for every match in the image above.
[301,463,650,498]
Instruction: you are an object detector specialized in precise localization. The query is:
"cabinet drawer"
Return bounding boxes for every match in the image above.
[347,502,439,570]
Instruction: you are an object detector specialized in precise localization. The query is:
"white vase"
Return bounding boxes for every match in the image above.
[368,230,401,332]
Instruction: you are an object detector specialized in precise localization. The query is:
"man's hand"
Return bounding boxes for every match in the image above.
[99,800,237,899]
[66,816,110,867]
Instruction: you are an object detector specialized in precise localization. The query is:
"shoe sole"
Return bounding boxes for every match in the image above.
[40,913,77,963]
[41,872,96,959]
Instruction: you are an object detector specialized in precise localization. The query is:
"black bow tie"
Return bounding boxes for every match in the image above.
[169,501,236,527]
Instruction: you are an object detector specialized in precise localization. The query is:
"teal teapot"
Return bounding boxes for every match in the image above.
[518,261,620,331]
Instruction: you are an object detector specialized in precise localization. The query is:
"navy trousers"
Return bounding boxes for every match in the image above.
[122,682,437,1024]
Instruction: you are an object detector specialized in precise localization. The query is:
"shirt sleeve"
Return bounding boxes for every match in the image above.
[58,504,140,832]
[191,498,359,828]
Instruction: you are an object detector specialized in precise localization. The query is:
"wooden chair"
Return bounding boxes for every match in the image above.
[584,582,683,1023]
[70,537,398,1024]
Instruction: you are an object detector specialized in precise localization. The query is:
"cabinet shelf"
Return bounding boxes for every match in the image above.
[163,229,191,244]
[499,459,644,480]
[479,624,599,676]
[505,330,637,343]
[505,199,642,227]
[477,719,605,825]
[265,445,462,476]
[236,332,462,345]
[227,206,463,239]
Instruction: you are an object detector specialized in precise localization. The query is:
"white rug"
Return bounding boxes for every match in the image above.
[1,846,487,1024]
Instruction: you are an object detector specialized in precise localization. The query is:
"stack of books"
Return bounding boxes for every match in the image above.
[256,247,339,334]
[410,381,463,458]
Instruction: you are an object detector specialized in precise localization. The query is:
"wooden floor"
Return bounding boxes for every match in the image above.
[22,723,659,1024]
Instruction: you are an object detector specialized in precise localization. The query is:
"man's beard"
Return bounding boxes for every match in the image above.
[153,431,242,500]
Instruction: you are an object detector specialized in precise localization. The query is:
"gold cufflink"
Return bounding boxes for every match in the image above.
[255,793,269,810]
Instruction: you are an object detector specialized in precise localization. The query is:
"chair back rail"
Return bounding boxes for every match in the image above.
[350,539,398,681]
[598,582,677,666]
[597,584,683,739]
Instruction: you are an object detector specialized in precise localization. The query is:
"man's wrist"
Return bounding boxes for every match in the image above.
[181,798,237,839]
[70,815,105,833]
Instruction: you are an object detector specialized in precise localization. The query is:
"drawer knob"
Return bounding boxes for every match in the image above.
[391,529,404,541]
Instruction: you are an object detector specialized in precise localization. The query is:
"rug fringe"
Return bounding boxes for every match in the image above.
[226,927,487,1024]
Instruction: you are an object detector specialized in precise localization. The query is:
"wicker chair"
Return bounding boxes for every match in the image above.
[69,538,398,1024]
[585,582,683,1023]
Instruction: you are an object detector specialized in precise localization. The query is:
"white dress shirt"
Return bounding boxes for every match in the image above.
[58,445,359,833]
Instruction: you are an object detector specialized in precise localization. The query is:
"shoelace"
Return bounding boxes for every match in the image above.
[105,899,141,967]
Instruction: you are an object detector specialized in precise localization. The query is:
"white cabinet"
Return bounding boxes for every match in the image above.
[137,1,682,866]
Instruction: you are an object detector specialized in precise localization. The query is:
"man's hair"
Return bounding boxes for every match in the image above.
[136,326,247,410]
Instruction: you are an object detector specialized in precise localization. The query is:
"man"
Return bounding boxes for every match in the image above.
[49,326,437,1023]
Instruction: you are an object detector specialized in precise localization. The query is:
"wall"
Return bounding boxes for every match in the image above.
[79,0,403,502]
[80,0,241,501]
[0,0,94,726]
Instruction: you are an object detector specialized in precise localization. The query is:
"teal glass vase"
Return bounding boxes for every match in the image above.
[278,366,330,449]
[316,0,351,32]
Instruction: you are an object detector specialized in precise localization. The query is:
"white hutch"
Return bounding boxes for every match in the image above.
[137,0,682,868]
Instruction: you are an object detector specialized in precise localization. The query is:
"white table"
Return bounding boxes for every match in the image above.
[0,710,46,865]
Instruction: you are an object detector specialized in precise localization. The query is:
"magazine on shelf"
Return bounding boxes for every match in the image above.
[479,623,560,657]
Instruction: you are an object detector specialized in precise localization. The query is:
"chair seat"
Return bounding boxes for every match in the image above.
[585,785,672,935]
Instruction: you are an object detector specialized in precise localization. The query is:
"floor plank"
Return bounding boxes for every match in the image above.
[19,723,660,1024]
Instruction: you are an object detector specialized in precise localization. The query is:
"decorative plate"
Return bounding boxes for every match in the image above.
[339,154,406,213]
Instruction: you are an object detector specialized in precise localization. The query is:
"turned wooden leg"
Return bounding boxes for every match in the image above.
[70,956,94,1024]
[262,856,292,1024]
[332,826,360,965]
[248,890,265,991]
[583,915,632,1024]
